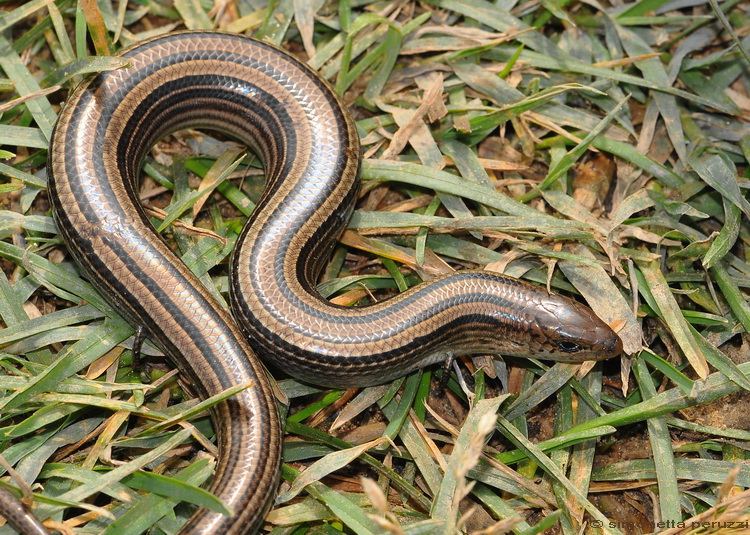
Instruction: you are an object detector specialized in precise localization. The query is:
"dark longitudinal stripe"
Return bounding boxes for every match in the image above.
[48,32,290,535]
[42,29,622,535]
[115,80,294,182]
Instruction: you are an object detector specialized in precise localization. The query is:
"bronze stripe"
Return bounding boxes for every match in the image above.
[42,30,622,535]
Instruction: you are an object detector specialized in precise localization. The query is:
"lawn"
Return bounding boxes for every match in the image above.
[0,0,749,534]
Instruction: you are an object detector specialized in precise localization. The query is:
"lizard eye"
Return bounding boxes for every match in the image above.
[556,341,581,353]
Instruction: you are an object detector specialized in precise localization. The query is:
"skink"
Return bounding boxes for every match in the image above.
[7,30,622,535]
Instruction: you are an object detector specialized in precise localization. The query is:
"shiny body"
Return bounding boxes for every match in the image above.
[36,31,621,535]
